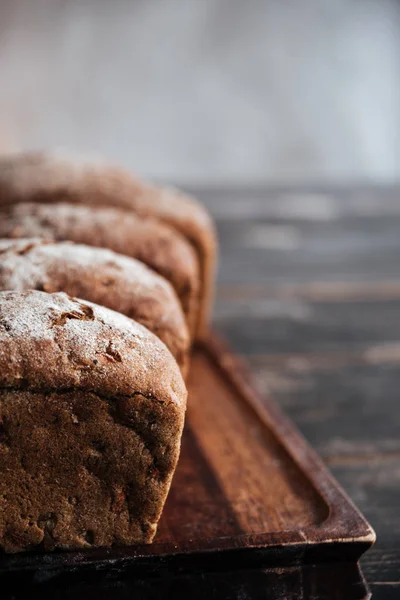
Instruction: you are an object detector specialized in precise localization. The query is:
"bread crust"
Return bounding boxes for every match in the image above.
[0,202,200,337]
[0,291,186,552]
[0,152,217,337]
[0,238,189,374]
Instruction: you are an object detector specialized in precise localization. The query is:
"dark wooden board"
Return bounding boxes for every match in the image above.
[0,334,374,597]
[199,186,400,598]
[1,563,372,600]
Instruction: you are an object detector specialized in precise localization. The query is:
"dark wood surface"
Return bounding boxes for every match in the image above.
[0,337,374,600]
[193,185,399,599]
[1,185,397,599]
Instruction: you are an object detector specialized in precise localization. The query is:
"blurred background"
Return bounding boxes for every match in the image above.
[0,0,399,186]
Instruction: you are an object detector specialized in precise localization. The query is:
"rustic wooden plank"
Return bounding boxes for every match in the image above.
[214,214,400,286]
[332,462,400,585]
[186,346,328,534]
[190,185,400,220]
[0,337,374,591]
[369,585,400,600]
[214,299,400,355]
[245,350,400,591]
[246,357,400,457]
[2,183,395,596]
[247,355,400,574]
[362,548,400,581]
[217,280,400,303]
[245,357,400,596]
[203,189,398,597]
[156,424,242,543]
[2,562,371,600]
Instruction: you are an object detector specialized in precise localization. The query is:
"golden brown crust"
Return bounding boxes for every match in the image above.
[0,238,189,374]
[0,290,186,552]
[0,290,186,403]
[0,152,217,337]
[0,202,200,338]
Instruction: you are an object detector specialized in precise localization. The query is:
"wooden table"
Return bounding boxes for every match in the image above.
[1,185,397,599]
[192,185,400,600]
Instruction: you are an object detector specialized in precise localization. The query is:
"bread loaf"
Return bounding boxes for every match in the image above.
[0,238,189,374]
[0,152,217,337]
[0,202,200,338]
[0,290,186,553]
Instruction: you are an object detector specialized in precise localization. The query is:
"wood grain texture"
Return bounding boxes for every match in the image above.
[205,186,400,598]
[0,185,395,599]
[0,337,373,599]
[1,563,371,600]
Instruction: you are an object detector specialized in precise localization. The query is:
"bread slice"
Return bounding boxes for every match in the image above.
[0,290,186,553]
[0,238,189,375]
[0,202,200,338]
[0,152,217,337]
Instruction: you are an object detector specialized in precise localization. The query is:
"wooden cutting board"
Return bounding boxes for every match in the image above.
[0,334,375,596]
